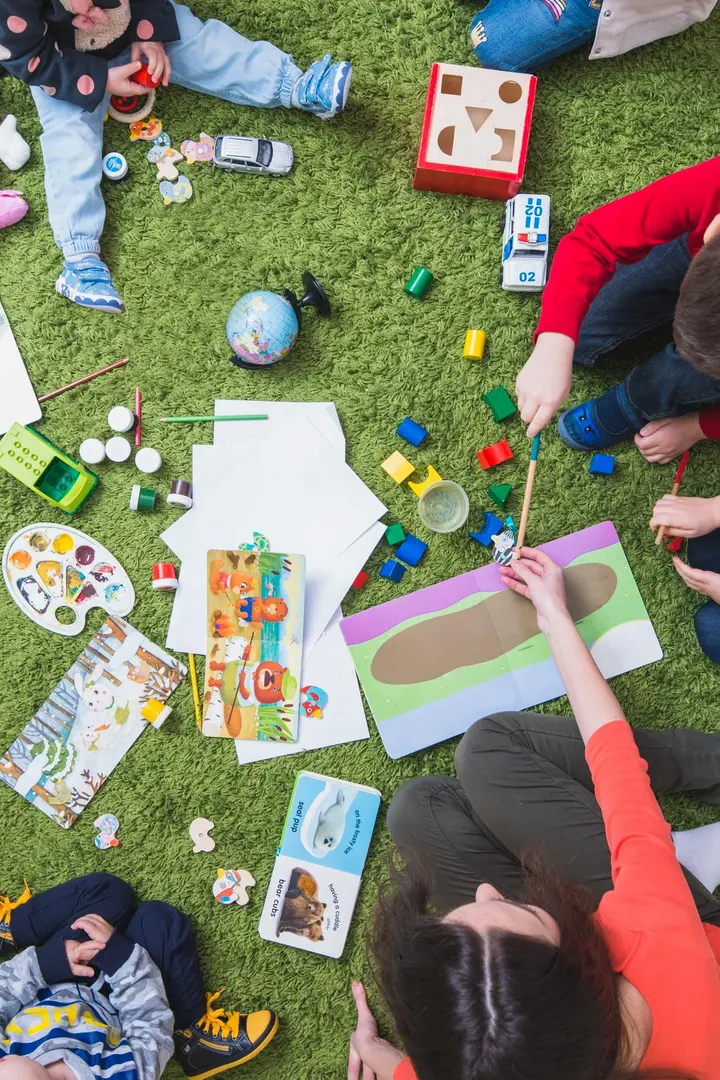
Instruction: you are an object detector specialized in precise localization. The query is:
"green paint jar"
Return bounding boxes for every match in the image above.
[129,484,157,511]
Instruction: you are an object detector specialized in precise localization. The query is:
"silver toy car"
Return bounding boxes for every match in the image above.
[213,135,294,176]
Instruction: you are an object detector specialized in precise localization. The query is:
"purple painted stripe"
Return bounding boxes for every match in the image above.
[340,521,617,646]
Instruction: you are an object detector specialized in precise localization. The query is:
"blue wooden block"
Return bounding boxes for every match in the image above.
[589,453,615,476]
[469,512,503,547]
[379,559,406,582]
[395,534,427,567]
[396,417,428,447]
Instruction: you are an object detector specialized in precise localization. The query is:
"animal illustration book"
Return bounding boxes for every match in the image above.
[258,772,381,958]
[0,617,186,827]
[340,522,663,759]
[203,549,305,741]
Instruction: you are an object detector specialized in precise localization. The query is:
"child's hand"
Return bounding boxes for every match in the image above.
[516,333,575,439]
[650,495,720,539]
[634,414,706,464]
[65,938,105,977]
[106,61,149,97]
[69,0,109,32]
[71,913,115,943]
[499,548,570,634]
[673,557,720,604]
[131,41,171,87]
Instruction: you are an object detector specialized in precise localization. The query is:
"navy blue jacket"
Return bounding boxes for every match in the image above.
[0,0,178,110]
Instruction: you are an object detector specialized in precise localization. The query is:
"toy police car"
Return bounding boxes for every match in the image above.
[501,193,550,292]
[213,135,294,176]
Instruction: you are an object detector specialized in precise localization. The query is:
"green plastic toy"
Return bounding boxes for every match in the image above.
[0,423,98,514]
[488,483,513,509]
[481,386,517,423]
[385,522,406,546]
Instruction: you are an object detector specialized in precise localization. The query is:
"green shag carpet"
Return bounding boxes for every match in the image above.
[2,4,720,1076]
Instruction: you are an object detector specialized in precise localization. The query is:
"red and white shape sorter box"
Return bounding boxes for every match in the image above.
[414,64,537,201]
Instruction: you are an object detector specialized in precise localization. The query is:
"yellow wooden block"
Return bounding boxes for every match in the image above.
[464,329,486,360]
[408,465,443,497]
[382,451,416,483]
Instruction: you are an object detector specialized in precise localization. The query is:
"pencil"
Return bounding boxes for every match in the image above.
[516,433,541,550]
[188,654,202,731]
[135,387,142,447]
[656,449,690,546]
[38,358,129,403]
[160,414,269,423]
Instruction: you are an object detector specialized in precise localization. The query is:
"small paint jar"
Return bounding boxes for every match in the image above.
[79,438,106,465]
[404,266,433,299]
[108,405,136,433]
[105,436,132,463]
[135,447,162,474]
[167,479,193,508]
[418,480,469,534]
[102,152,129,182]
[129,484,156,511]
[152,562,178,591]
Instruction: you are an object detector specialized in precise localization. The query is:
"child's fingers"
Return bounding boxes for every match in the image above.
[70,962,95,977]
[347,1044,361,1080]
[500,575,530,600]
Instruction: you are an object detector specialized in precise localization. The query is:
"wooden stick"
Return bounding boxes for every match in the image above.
[135,387,142,447]
[188,654,202,732]
[656,449,690,546]
[38,358,129,403]
[516,433,541,550]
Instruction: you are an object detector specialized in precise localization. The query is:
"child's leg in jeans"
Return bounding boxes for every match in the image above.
[124,902,205,1027]
[165,2,302,109]
[471,0,601,73]
[29,87,108,260]
[11,873,135,949]
[687,531,720,664]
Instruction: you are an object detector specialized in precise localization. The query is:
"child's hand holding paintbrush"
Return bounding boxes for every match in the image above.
[650,494,720,540]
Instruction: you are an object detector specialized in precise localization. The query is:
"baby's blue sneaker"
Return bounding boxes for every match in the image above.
[55,256,125,314]
[558,386,640,451]
[291,55,352,119]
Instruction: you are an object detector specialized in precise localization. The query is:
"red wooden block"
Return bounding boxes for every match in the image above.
[414,64,537,201]
[352,570,369,590]
[476,440,513,470]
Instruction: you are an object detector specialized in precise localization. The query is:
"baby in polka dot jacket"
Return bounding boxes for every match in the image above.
[0,0,352,313]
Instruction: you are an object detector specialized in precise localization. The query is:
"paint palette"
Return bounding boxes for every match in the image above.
[2,523,134,636]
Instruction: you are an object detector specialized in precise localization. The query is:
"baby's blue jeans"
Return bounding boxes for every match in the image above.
[30,0,302,258]
[471,0,602,72]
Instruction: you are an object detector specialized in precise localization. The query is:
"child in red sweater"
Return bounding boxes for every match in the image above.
[516,156,720,461]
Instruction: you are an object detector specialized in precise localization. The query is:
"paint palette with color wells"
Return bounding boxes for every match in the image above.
[2,523,134,636]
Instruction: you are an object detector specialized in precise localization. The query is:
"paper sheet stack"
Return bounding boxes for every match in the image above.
[161,401,387,764]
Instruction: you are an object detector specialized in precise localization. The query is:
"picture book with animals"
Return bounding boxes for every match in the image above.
[203,549,305,742]
[0,616,186,828]
[340,522,663,759]
[258,771,381,959]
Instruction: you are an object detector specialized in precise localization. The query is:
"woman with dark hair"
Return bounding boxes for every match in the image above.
[348,546,720,1080]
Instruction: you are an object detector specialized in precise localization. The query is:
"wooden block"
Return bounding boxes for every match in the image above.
[476,440,513,470]
[382,451,415,483]
[385,523,406,545]
[408,465,443,497]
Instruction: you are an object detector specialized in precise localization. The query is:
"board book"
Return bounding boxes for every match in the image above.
[203,549,305,742]
[259,771,381,958]
[0,617,186,827]
[340,522,662,759]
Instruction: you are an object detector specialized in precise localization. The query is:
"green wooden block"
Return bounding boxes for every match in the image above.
[385,522,406,545]
[488,483,512,509]
[481,386,517,423]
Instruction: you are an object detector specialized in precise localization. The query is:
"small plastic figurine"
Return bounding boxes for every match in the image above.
[491,527,517,567]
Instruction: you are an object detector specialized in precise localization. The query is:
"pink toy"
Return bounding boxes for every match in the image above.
[180,133,215,164]
[0,191,28,229]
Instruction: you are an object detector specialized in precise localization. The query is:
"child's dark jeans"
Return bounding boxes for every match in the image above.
[574,235,720,424]
[11,873,206,1027]
[687,531,720,665]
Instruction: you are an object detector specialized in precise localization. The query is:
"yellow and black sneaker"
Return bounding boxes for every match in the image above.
[0,881,31,954]
[174,990,279,1079]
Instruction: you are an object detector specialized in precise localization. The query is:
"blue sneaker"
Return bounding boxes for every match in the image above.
[55,257,125,314]
[291,55,352,120]
[558,388,639,451]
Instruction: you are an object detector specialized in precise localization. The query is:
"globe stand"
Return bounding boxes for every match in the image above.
[229,271,331,370]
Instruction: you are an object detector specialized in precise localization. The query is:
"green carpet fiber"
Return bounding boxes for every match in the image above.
[2,3,720,1075]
